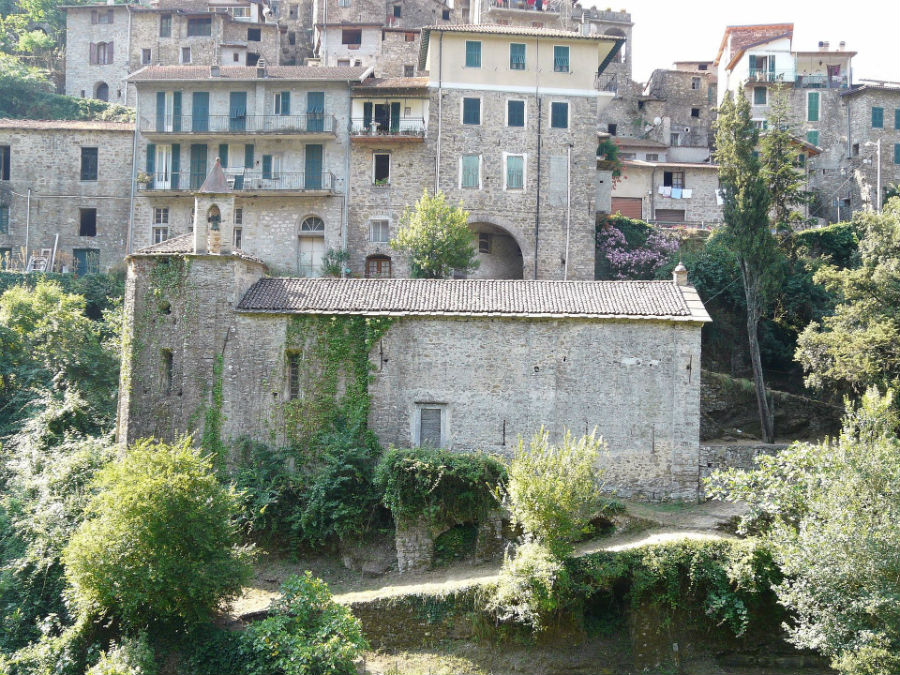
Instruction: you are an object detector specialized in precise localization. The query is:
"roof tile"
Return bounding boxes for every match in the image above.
[128,65,369,82]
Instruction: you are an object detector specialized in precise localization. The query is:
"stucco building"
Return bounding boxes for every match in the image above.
[117,235,711,500]
[0,119,134,273]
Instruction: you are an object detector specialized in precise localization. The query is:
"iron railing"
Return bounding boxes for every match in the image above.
[794,74,850,89]
[349,117,426,136]
[748,67,796,83]
[138,170,336,192]
[142,113,336,134]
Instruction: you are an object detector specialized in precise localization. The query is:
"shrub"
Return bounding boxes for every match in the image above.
[597,221,679,280]
[497,428,607,556]
[86,634,157,675]
[62,437,253,631]
[374,446,507,529]
[241,572,368,675]
[485,540,571,631]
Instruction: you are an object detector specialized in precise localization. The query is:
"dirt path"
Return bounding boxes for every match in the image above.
[229,499,744,620]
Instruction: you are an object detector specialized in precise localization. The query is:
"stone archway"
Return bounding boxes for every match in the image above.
[94,82,109,101]
[468,221,525,279]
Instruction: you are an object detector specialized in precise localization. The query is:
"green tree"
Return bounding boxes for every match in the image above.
[715,91,779,443]
[796,198,900,396]
[390,190,479,278]
[762,86,809,236]
[62,437,253,630]
[707,388,900,675]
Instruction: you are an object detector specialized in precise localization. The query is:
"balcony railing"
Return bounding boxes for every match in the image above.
[486,0,559,12]
[748,67,796,83]
[138,170,336,192]
[142,113,336,134]
[349,117,425,137]
[794,74,850,89]
[595,73,618,93]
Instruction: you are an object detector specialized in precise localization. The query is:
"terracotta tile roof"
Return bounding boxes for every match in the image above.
[0,118,133,131]
[714,23,793,67]
[127,65,369,82]
[352,77,429,91]
[132,233,266,265]
[612,136,668,149]
[237,278,710,321]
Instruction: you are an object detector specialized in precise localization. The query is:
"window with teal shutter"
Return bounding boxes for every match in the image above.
[872,106,884,128]
[550,101,568,129]
[191,92,209,132]
[0,205,8,234]
[156,91,166,131]
[172,91,181,131]
[146,143,155,187]
[807,92,819,122]
[307,91,325,131]
[218,144,228,168]
[462,97,480,125]
[170,143,180,189]
[244,144,255,169]
[461,155,479,188]
[806,130,819,146]
[509,43,525,70]
[465,41,481,68]
[753,86,766,105]
[894,143,900,165]
[553,45,569,72]
[506,155,524,189]
[895,109,900,130]
[262,154,272,179]
[507,100,524,127]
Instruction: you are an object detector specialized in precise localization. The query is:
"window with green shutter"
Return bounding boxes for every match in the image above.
[894,143,900,165]
[0,205,8,234]
[218,144,228,168]
[807,92,819,122]
[465,40,481,68]
[872,106,884,128]
[462,97,480,125]
[506,155,524,189]
[461,155,479,188]
[553,45,569,72]
[510,43,525,70]
[895,109,900,130]
[550,101,568,129]
[753,86,767,105]
[806,130,819,146]
[507,100,525,127]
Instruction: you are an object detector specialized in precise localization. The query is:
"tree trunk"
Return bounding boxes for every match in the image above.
[740,259,775,443]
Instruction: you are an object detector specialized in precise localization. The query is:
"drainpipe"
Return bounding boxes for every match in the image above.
[435,32,443,194]
[127,93,139,254]
[341,79,354,275]
[563,143,571,280]
[24,188,31,263]
[650,165,656,221]
[533,40,541,279]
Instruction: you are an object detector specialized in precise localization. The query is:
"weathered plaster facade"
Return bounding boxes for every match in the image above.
[0,120,134,273]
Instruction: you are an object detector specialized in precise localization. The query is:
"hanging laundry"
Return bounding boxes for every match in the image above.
[682,188,693,199]
[671,187,682,199]
[661,186,672,197]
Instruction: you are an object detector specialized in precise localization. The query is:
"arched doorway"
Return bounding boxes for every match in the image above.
[365,254,391,278]
[468,223,524,279]
[94,82,109,101]
[298,215,325,277]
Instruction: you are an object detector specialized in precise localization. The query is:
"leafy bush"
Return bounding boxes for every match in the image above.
[242,572,367,675]
[485,540,571,631]
[597,220,679,280]
[3,616,105,675]
[87,634,157,675]
[433,523,479,566]
[793,221,859,269]
[231,439,300,543]
[374,446,506,528]
[0,74,134,122]
[496,428,606,556]
[62,437,253,631]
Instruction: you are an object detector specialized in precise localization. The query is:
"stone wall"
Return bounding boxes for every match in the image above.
[378,29,423,78]
[0,124,134,273]
[845,88,900,214]
[698,443,788,496]
[645,69,716,150]
[64,6,131,104]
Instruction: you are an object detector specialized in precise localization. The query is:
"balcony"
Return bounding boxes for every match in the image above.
[485,0,559,13]
[748,67,796,84]
[350,117,425,141]
[795,74,850,89]
[140,114,337,138]
[138,170,337,194]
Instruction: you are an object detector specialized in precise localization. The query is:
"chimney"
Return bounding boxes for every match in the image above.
[210,65,220,77]
[672,262,688,287]
[823,41,830,51]
[818,40,825,51]
[839,40,846,50]
[256,58,267,78]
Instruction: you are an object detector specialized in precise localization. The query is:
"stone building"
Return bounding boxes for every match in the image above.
[64,0,281,107]
[117,239,711,501]
[0,119,134,273]
[128,63,368,274]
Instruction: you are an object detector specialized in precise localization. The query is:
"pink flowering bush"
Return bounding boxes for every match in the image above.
[598,223,679,280]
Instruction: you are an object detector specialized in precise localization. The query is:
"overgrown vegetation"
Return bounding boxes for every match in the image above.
[0,72,134,121]
[596,214,680,280]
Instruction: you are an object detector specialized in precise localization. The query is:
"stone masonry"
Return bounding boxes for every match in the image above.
[0,120,134,273]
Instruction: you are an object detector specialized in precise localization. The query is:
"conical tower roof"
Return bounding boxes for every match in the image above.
[197,157,232,194]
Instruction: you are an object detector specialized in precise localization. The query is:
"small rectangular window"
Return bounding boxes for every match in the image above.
[234,207,243,224]
[370,219,390,242]
[461,154,479,188]
[442,8,450,19]
[403,64,414,77]
[462,97,480,125]
[289,3,299,17]
[506,154,524,190]
[404,32,416,42]
[248,27,261,41]
[807,91,819,122]
[187,17,211,36]
[152,226,169,244]
[872,106,884,128]
[0,247,11,269]
[698,63,708,70]
[507,100,525,127]
[465,40,481,68]
[0,145,9,180]
[550,101,568,129]
[753,86,767,105]
[181,47,191,64]
[691,76,700,90]
[0,205,8,234]
[419,406,442,447]
[607,123,617,135]
[142,48,151,64]
[80,147,98,181]
[342,28,362,45]
[663,171,685,189]
[159,14,171,37]
[79,208,97,236]
[645,153,659,161]
[162,349,173,395]
[233,227,242,248]
[374,153,390,184]
[393,4,401,16]
[806,129,819,146]
[691,107,700,118]
[154,207,169,224]
[510,43,526,70]
[337,0,349,6]
[274,91,291,115]
[553,45,569,72]
[288,353,301,399]
[478,232,491,253]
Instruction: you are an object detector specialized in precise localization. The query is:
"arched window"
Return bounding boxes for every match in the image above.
[365,255,391,279]
[300,216,324,233]
[94,82,109,101]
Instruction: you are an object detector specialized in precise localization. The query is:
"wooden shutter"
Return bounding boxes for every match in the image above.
[192,92,209,132]
[807,92,819,122]
[390,102,401,132]
[610,197,642,220]
[156,92,166,131]
[170,144,180,189]
[172,91,182,132]
[306,92,324,131]
[363,102,373,128]
[894,143,900,166]
[218,144,228,168]
[872,107,883,128]
[304,145,322,189]
[262,154,272,179]
[419,408,442,447]
[146,143,155,187]
[107,41,114,63]
[281,91,290,115]
[895,109,900,130]
[89,42,97,64]
[654,208,685,223]
[190,144,207,189]
[244,144,254,168]
[806,130,819,146]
